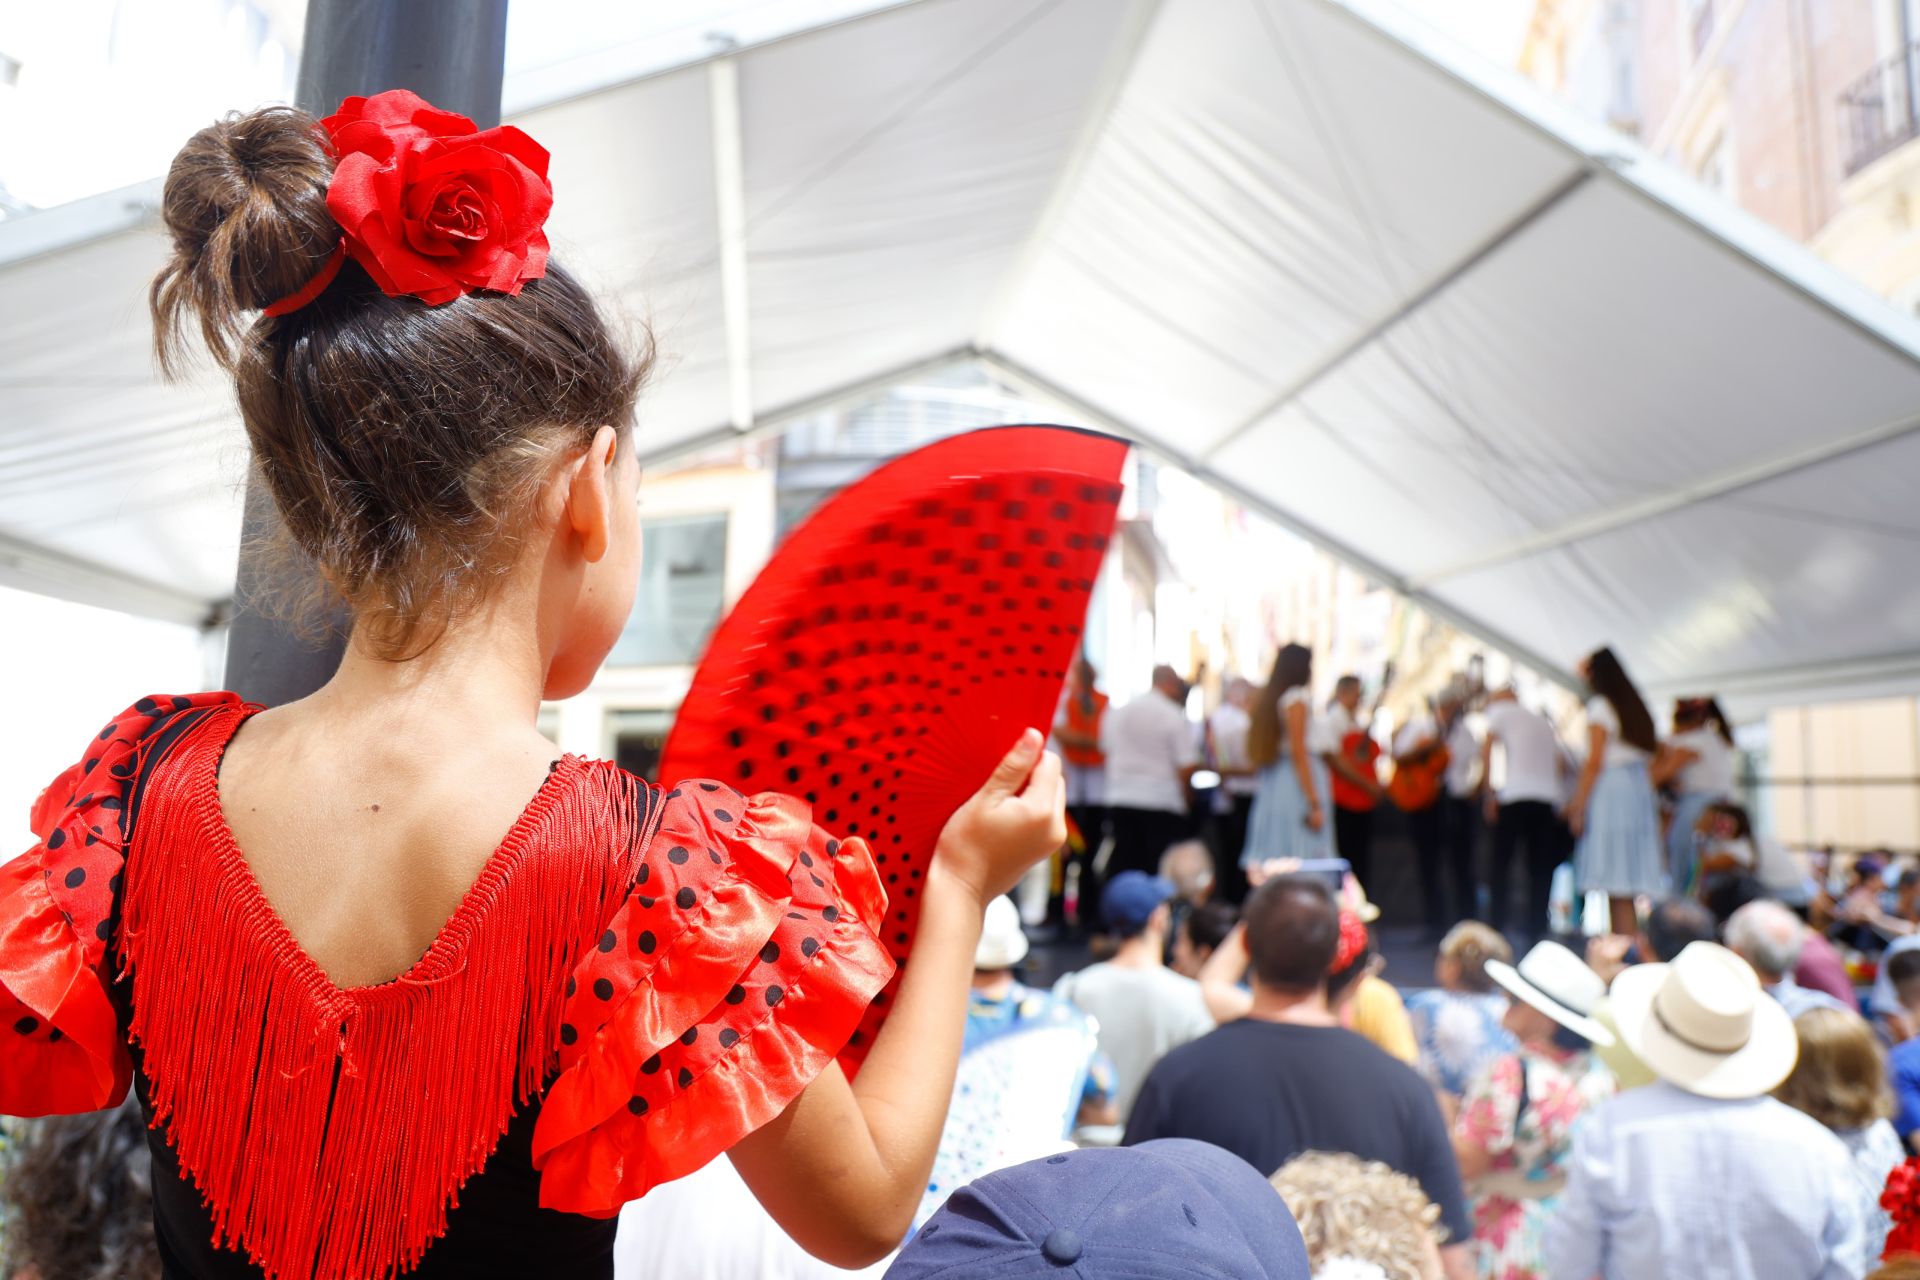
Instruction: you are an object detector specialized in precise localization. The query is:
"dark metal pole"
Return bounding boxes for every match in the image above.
[224,0,508,703]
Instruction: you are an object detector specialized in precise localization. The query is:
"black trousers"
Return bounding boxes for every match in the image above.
[1105,806,1195,882]
[1409,801,1447,933]
[1214,793,1255,904]
[1491,800,1562,940]
[1442,794,1479,925]
[1333,805,1374,890]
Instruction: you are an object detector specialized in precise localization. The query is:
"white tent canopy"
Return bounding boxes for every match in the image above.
[6,0,1920,712]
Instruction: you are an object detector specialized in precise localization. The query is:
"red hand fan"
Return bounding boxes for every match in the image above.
[659,424,1128,1068]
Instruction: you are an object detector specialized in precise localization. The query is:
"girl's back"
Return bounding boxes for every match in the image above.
[0,92,1065,1280]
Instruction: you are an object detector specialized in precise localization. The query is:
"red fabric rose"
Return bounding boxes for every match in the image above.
[321,89,552,306]
[1883,1156,1920,1259]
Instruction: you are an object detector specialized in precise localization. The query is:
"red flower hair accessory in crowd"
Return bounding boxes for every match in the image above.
[1884,1156,1920,1258]
[265,89,553,315]
[1331,909,1370,974]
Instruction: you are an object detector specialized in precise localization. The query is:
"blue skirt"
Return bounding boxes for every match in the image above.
[1243,756,1337,867]
[1577,762,1662,896]
[1666,789,1726,893]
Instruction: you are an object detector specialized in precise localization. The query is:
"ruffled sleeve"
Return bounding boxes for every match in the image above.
[1,692,242,1116]
[532,778,894,1215]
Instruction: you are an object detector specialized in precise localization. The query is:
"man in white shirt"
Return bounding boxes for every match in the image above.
[1206,677,1258,903]
[1101,665,1201,883]
[1546,942,1866,1280]
[1480,688,1566,942]
[1055,871,1215,1143]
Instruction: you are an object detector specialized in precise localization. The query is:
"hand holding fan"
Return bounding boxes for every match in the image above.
[659,425,1127,1066]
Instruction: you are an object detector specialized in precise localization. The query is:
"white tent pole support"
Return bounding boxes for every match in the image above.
[1200,167,1590,463]
[978,349,1583,692]
[633,344,977,471]
[709,57,754,431]
[1407,402,1920,590]
[0,529,214,627]
[0,179,161,269]
[1317,0,1920,376]
[1643,647,1920,711]
[972,0,1163,351]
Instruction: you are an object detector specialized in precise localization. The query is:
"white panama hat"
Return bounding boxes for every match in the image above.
[974,895,1030,970]
[1608,941,1798,1099]
[1485,941,1615,1046]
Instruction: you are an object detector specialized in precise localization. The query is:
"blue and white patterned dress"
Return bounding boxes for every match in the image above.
[1576,698,1662,897]
[1243,686,1338,866]
[1405,988,1516,1097]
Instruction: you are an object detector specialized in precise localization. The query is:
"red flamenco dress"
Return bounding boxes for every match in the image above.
[0,693,893,1280]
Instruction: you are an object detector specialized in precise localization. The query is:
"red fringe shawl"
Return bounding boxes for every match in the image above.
[117,706,656,1280]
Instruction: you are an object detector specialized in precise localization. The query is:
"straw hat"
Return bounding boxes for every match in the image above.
[1608,941,1798,1099]
[974,895,1030,970]
[1485,941,1613,1046]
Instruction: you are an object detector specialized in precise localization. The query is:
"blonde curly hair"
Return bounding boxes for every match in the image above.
[1269,1151,1445,1280]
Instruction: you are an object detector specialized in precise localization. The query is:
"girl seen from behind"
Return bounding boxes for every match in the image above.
[0,95,1064,1280]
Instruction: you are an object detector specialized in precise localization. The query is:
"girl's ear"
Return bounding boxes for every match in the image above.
[563,426,620,562]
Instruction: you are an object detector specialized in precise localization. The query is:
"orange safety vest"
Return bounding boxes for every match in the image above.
[1061,689,1108,768]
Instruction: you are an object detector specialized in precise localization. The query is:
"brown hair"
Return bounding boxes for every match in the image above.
[1438,921,1511,994]
[1244,874,1338,994]
[1247,643,1312,768]
[151,106,650,657]
[1775,1007,1894,1131]
[1585,647,1658,755]
[1270,1150,1446,1277]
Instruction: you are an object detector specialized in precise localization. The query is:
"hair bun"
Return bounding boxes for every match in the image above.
[151,105,338,374]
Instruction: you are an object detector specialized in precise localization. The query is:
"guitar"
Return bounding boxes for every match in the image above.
[1388,737,1451,812]
[1329,662,1394,812]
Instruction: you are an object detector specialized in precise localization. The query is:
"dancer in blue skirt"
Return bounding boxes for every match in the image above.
[1566,647,1662,935]
[1242,644,1338,877]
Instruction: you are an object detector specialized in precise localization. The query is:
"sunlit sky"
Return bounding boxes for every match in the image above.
[0,0,1538,211]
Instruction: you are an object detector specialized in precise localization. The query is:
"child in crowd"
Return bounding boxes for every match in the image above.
[0,93,1064,1278]
[1269,1150,1445,1280]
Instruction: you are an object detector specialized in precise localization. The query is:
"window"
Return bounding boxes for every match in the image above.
[606,513,729,667]
[605,709,675,783]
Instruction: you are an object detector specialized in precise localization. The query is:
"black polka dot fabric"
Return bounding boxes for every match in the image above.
[534,780,892,1213]
[657,426,1125,1066]
[1,691,247,1114]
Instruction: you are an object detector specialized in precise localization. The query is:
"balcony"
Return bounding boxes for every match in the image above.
[1841,43,1920,176]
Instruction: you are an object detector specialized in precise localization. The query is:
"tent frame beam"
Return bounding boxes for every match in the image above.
[708,57,755,430]
[1200,167,1591,462]
[976,349,1583,692]
[1407,401,1920,589]
[0,529,217,628]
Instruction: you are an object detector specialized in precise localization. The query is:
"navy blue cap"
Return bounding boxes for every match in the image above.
[1100,870,1176,934]
[885,1140,1311,1278]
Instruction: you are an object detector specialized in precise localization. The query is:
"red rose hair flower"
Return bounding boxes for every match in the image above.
[271,89,553,313]
[1331,909,1370,975]
[1885,1156,1920,1259]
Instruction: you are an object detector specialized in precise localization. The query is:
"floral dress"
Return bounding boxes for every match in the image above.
[1454,1044,1616,1280]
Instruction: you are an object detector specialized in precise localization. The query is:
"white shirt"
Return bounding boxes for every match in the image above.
[616,1155,892,1279]
[1443,716,1480,798]
[1053,963,1214,1125]
[1483,699,1561,805]
[1101,690,1200,814]
[1391,715,1437,761]
[1209,702,1258,797]
[1587,697,1651,767]
[1670,726,1736,797]
[1272,685,1335,757]
[1545,1082,1867,1280]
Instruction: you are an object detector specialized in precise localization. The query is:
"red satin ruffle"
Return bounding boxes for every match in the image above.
[532,782,894,1215]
